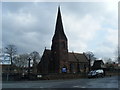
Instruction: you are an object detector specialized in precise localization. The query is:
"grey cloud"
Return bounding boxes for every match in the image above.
[61,2,107,18]
[2,2,117,60]
[0,2,2,48]
[3,2,33,13]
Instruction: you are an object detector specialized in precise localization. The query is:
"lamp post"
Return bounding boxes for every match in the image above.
[28,57,31,80]
[89,54,91,72]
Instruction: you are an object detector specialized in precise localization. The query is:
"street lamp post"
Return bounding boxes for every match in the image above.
[28,57,31,80]
[89,54,91,72]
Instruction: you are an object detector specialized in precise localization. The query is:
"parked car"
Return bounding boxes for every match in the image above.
[88,69,104,78]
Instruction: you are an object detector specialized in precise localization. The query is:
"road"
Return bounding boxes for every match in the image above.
[2,76,119,88]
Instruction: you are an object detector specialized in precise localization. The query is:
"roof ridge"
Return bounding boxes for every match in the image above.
[69,52,83,54]
[72,52,79,62]
[45,49,51,51]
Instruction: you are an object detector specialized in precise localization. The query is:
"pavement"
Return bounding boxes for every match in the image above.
[2,76,119,88]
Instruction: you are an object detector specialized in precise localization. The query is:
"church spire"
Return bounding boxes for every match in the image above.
[51,6,68,73]
[53,6,67,41]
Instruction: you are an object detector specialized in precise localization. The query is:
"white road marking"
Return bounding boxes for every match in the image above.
[73,85,86,88]
[40,87,44,88]
[81,86,86,88]
[73,86,80,88]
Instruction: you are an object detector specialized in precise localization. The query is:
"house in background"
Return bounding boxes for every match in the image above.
[92,60,105,70]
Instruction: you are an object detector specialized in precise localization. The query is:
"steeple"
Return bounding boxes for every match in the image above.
[50,6,69,73]
[52,6,67,41]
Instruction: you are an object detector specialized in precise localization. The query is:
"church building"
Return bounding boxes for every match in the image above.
[37,7,89,74]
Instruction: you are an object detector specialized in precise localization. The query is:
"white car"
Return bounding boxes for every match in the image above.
[88,69,104,78]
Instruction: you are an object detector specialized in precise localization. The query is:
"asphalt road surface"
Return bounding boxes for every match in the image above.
[2,76,119,88]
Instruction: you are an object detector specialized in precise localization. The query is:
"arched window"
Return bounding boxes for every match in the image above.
[70,63,74,73]
[77,63,80,73]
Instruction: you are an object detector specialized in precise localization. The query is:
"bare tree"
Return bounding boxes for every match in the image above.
[105,58,116,70]
[13,53,29,68]
[84,51,96,71]
[4,45,17,65]
[118,46,120,64]
[104,58,112,64]
[113,46,119,63]
[30,51,40,74]
[0,48,3,64]
[13,53,29,74]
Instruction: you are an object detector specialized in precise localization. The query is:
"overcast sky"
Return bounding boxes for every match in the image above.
[2,2,118,60]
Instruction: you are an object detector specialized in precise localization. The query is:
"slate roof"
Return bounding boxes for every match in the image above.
[68,52,89,63]
[44,49,51,56]
[40,50,88,63]
[38,49,51,65]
